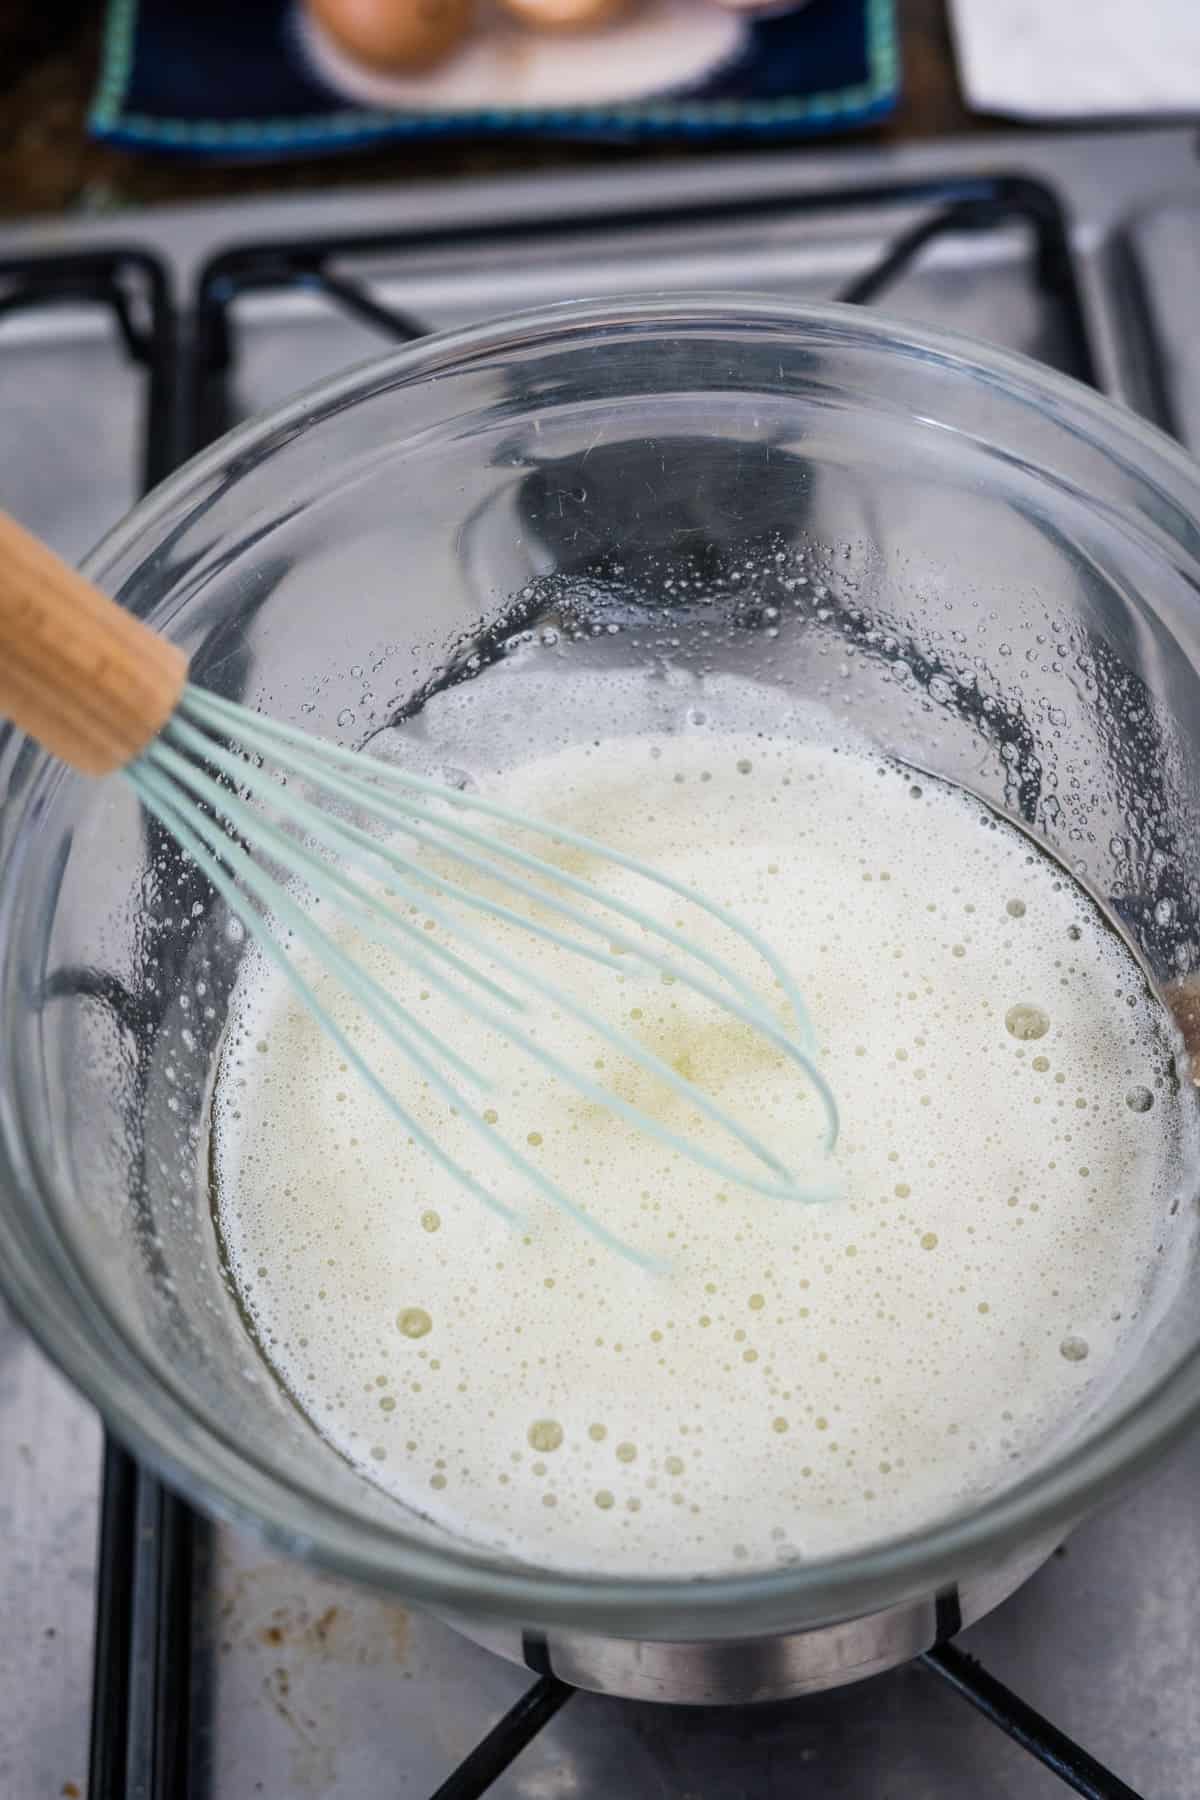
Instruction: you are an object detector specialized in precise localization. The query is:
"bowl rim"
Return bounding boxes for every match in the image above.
[3,292,1200,1638]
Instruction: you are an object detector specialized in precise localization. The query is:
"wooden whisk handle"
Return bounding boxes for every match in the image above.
[0,509,188,775]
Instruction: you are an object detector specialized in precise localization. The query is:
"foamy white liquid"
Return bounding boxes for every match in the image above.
[214,720,1189,1576]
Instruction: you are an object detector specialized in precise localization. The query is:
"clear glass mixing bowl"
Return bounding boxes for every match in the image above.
[2,297,1200,1642]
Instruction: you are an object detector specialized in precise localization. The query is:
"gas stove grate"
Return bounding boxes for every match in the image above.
[0,171,1139,1798]
[188,168,1096,447]
[425,1656,1144,1800]
[0,247,177,490]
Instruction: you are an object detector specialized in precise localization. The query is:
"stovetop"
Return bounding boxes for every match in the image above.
[3,126,1200,1800]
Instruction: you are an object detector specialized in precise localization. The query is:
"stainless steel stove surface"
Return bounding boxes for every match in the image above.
[3,127,1200,1800]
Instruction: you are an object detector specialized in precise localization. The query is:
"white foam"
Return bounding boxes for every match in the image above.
[213,708,1192,1576]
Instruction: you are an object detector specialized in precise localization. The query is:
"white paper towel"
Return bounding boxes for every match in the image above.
[950,0,1200,121]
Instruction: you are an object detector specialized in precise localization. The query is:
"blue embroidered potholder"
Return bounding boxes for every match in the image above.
[89,0,899,159]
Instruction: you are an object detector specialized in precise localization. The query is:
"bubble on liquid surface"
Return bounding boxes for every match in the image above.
[1005,1004,1050,1041]
[396,1308,432,1339]
[1059,1335,1090,1362]
[528,1420,564,1453]
[1126,1088,1154,1114]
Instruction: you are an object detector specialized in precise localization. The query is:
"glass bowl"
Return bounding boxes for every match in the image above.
[2,296,1200,1642]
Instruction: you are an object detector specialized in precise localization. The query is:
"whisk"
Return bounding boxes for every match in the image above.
[0,510,838,1266]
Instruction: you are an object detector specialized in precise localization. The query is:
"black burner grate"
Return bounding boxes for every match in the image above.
[0,247,178,491]
[188,169,1096,445]
[0,176,1140,1800]
[422,1657,1146,1800]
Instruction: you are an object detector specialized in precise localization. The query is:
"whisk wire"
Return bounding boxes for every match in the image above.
[148,756,499,1095]
[158,731,531,1022]
[144,731,823,1203]
[182,690,820,1055]
[167,715,637,992]
[175,694,839,1149]
[139,756,671,1269]
[273,742,838,1139]
[127,688,842,1266]
[132,761,525,1231]
[169,702,841,1166]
